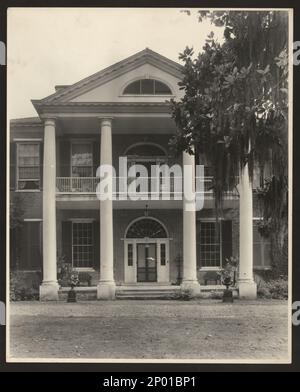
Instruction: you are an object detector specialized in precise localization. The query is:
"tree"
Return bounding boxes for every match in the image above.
[170,11,288,273]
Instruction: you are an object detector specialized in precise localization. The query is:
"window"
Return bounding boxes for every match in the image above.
[72,222,94,268]
[126,143,166,157]
[127,243,133,266]
[198,222,221,267]
[253,220,271,268]
[71,143,93,177]
[126,218,167,239]
[160,243,166,265]
[123,79,172,95]
[17,143,40,190]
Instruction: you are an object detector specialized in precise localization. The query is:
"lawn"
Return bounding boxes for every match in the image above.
[8,299,290,362]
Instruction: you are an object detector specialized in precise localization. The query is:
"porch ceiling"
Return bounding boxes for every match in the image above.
[56,199,183,210]
[56,116,176,135]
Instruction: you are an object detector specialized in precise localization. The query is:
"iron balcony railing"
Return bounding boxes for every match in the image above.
[56,176,238,199]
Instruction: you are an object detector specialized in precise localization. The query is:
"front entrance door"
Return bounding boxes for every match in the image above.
[137,243,157,282]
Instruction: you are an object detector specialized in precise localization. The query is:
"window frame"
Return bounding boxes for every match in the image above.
[160,243,166,266]
[16,141,41,192]
[70,141,93,178]
[71,220,94,270]
[198,220,223,270]
[122,78,173,96]
[127,243,133,266]
[125,217,168,239]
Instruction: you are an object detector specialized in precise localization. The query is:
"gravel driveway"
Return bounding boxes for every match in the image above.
[8,299,290,362]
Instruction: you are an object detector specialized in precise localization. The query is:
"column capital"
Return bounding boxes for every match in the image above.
[98,117,114,127]
[43,118,57,127]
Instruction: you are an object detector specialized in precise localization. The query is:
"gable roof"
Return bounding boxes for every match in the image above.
[38,48,183,104]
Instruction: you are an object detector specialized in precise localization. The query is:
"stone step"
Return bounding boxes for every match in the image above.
[116,290,179,295]
[116,294,177,300]
[116,286,180,299]
[58,285,234,300]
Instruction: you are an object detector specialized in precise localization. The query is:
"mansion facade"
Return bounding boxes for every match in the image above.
[9,49,270,300]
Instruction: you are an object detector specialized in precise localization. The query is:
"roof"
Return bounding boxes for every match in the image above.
[36,48,183,104]
[10,117,43,127]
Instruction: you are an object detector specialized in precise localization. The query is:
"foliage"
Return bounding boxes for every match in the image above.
[170,11,288,256]
[10,195,24,229]
[70,271,80,287]
[172,288,193,301]
[10,271,40,301]
[257,277,288,299]
[57,256,80,287]
[217,257,238,288]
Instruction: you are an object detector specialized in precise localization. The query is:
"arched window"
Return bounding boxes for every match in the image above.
[126,218,168,238]
[125,143,167,158]
[123,79,172,95]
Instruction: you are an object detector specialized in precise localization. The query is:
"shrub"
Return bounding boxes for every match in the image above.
[266,278,288,299]
[171,288,193,301]
[57,260,80,287]
[257,277,288,299]
[10,271,40,301]
[257,286,272,299]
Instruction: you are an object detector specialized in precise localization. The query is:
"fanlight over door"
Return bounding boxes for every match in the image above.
[124,218,169,284]
[126,218,167,239]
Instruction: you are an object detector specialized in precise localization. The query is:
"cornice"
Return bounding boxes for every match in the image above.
[10,117,43,128]
[32,100,173,115]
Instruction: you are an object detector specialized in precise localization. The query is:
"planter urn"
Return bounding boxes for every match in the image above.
[67,284,77,303]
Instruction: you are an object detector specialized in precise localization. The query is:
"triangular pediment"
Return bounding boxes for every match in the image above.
[40,48,183,104]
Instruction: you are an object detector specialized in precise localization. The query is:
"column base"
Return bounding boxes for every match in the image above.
[181,280,201,297]
[97,281,116,300]
[40,281,59,301]
[238,280,257,299]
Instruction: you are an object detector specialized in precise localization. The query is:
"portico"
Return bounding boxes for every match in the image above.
[19,48,257,301]
[39,115,256,301]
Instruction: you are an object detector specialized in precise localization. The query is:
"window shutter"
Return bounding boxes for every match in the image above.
[93,221,100,269]
[19,224,28,269]
[10,142,16,190]
[18,222,42,270]
[30,222,42,269]
[221,220,232,264]
[40,142,43,190]
[62,221,72,264]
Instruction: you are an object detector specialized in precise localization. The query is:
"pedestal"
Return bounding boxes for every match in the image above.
[97,282,116,300]
[40,282,59,301]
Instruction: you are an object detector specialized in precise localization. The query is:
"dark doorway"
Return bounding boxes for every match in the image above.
[136,243,157,282]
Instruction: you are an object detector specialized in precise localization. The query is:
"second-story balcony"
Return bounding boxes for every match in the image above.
[56,176,239,201]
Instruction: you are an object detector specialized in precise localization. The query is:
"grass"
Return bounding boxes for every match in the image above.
[8,299,289,361]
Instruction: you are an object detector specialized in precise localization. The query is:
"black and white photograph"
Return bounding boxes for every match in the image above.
[6,7,292,363]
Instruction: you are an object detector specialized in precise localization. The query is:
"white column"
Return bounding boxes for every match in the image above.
[238,163,257,299]
[40,118,59,301]
[181,151,200,296]
[97,118,116,300]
